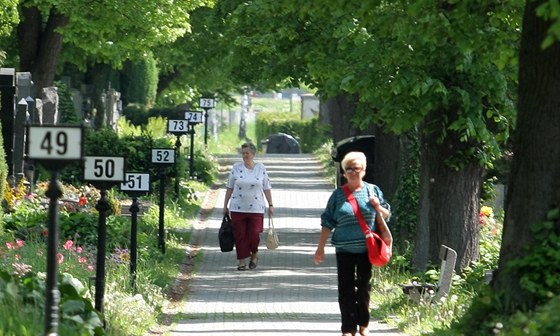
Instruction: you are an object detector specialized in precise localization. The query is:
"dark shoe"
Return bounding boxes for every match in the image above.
[237,264,247,271]
[249,258,258,269]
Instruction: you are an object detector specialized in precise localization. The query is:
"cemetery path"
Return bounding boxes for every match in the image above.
[152,153,408,336]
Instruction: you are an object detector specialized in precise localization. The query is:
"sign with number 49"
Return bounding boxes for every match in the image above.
[27,126,83,160]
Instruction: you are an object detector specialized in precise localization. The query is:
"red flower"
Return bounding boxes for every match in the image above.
[63,240,74,250]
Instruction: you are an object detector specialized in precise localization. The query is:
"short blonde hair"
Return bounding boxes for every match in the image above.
[341,151,367,171]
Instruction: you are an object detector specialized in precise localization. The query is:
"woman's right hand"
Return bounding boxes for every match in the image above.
[223,206,229,216]
[314,247,325,265]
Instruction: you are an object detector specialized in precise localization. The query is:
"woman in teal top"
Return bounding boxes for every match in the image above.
[314,151,392,336]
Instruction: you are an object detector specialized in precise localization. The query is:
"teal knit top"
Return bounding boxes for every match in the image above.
[321,182,391,254]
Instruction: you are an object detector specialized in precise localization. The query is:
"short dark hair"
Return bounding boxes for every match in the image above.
[241,142,257,154]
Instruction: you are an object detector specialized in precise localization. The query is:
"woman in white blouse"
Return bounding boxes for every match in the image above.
[224,142,274,270]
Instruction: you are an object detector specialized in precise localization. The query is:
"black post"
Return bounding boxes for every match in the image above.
[129,197,140,290]
[188,124,195,178]
[158,169,166,253]
[45,171,63,335]
[204,109,209,148]
[174,136,181,198]
[94,187,112,327]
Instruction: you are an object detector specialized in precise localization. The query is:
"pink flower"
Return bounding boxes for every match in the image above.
[57,253,64,264]
[16,239,24,247]
[78,257,88,264]
[76,246,83,254]
[88,265,94,271]
[63,240,74,250]
[6,242,14,249]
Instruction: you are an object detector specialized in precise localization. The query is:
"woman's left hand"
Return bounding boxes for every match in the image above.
[370,195,381,208]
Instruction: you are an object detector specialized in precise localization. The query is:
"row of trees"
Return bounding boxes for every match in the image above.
[1,0,559,315]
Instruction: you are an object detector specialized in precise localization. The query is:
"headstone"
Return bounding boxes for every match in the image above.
[13,98,28,178]
[42,87,59,124]
[0,67,16,175]
[16,72,34,101]
[35,98,43,124]
[25,96,37,124]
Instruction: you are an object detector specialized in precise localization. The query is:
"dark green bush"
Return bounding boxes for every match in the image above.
[55,80,81,125]
[121,53,158,106]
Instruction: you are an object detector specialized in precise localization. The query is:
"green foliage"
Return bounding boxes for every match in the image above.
[0,119,9,220]
[255,112,330,153]
[0,270,103,335]
[500,295,560,336]
[55,80,81,125]
[121,53,158,106]
[507,208,560,303]
[122,106,190,126]
[0,0,18,38]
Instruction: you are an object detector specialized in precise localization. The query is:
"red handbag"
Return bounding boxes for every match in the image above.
[343,184,392,267]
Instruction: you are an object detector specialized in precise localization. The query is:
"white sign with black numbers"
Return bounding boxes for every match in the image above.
[184,111,203,124]
[84,156,125,182]
[199,98,216,109]
[151,149,175,164]
[168,119,189,133]
[27,126,82,160]
[120,173,150,192]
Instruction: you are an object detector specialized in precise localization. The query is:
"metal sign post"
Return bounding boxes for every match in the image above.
[26,125,84,336]
[181,112,203,178]
[84,156,126,327]
[199,98,216,148]
[151,148,175,253]
[120,172,150,290]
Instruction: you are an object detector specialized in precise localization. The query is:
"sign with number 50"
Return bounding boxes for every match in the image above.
[84,156,125,182]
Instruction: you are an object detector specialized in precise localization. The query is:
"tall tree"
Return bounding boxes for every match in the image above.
[492,0,560,310]
[15,0,210,93]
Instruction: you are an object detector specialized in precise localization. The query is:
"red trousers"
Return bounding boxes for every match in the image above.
[230,212,264,260]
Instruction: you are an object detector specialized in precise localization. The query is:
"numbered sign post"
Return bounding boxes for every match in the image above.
[183,112,204,178]
[152,149,175,253]
[199,98,216,148]
[27,125,84,336]
[120,172,150,290]
[84,156,125,325]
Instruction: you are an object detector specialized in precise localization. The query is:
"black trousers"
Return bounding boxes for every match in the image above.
[336,252,372,334]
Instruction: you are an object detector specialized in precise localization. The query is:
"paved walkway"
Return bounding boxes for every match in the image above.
[169,154,406,336]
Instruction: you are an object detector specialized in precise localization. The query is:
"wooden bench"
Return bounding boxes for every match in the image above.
[401,244,458,303]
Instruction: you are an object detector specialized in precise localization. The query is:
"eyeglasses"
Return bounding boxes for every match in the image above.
[345,166,363,174]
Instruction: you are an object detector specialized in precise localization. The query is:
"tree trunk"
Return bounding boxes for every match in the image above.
[413,111,484,272]
[412,137,431,272]
[492,0,560,311]
[17,6,68,94]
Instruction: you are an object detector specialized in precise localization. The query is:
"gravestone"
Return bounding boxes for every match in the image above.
[41,87,59,124]
[0,68,16,175]
[13,98,29,178]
